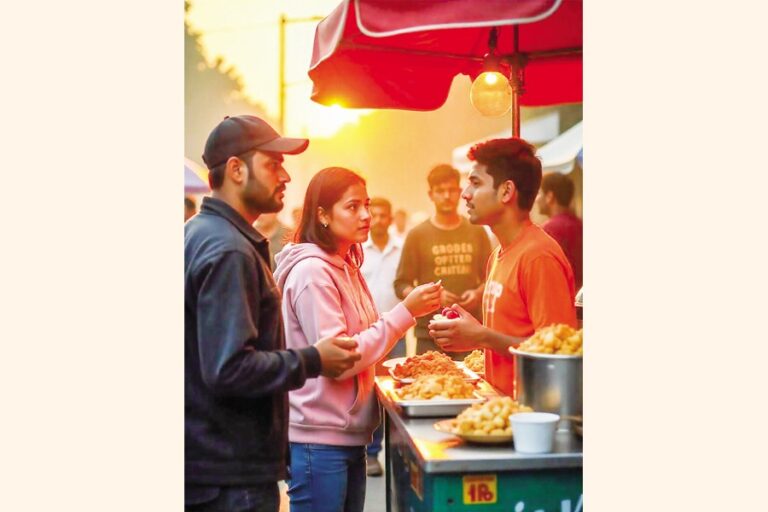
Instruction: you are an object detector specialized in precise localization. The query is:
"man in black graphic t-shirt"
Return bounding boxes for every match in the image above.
[394,164,491,357]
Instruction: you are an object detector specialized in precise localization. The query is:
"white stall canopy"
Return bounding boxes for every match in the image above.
[185,158,209,194]
[536,121,582,174]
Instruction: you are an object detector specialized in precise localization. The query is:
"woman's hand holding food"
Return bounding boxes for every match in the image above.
[403,281,443,318]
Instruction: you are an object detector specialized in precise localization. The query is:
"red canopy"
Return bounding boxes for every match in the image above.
[309,0,582,111]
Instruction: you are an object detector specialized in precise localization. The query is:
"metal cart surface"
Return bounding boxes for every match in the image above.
[376,377,583,511]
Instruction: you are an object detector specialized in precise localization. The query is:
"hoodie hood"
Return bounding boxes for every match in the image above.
[274,242,348,290]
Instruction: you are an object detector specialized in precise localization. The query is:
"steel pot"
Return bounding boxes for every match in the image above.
[509,347,582,431]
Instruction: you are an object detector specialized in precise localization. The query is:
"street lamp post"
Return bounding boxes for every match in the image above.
[279,14,323,134]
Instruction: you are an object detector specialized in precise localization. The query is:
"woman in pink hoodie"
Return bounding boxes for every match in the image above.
[274,167,442,512]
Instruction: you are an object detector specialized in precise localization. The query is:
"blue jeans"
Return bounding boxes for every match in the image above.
[287,443,366,512]
[185,483,279,512]
[368,417,385,457]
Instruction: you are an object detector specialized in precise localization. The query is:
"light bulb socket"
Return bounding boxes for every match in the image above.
[482,52,503,73]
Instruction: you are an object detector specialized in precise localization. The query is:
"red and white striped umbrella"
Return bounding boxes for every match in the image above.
[308,0,582,135]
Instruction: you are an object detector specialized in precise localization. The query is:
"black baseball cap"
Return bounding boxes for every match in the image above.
[202,115,309,169]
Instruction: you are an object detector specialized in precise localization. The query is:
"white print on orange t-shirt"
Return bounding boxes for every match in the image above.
[483,280,503,316]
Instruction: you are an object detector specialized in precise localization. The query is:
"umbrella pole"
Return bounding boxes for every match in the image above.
[510,26,524,138]
[512,86,520,137]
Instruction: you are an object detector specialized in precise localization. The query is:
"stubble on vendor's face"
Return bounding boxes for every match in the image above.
[462,164,503,226]
[242,151,290,214]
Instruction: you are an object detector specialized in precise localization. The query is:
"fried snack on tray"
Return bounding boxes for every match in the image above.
[395,374,476,400]
[392,350,464,379]
[463,350,485,373]
[518,324,583,355]
[450,397,533,436]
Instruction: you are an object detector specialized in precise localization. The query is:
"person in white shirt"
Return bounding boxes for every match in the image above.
[360,197,404,477]
[388,208,409,243]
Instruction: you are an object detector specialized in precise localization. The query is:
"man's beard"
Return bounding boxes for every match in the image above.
[244,189,283,213]
[242,164,284,213]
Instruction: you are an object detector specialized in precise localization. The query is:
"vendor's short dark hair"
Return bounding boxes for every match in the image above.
[541,172,575,207]
[427,164,460,189]
[468,138,541,211]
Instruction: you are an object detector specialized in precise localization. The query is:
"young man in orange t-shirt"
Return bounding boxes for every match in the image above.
[428,138,577,396]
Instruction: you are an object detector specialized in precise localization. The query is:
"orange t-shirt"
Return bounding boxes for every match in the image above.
[483,221,577,396]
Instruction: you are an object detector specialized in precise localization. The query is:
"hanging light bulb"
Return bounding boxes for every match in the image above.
[470,27,512,117]
[470,71,512,117]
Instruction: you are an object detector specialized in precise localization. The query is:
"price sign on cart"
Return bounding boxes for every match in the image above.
[463,474,497,505]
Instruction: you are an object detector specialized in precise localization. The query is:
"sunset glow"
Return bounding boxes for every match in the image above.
[301,102,372,138]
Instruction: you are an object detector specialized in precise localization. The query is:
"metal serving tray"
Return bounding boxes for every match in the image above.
[387,364,482,384]
[385,390,485,418]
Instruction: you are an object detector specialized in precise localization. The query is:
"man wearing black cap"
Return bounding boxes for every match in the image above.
[185,115,362,511]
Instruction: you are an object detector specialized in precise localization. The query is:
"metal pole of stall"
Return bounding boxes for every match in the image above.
[509,25,524,138]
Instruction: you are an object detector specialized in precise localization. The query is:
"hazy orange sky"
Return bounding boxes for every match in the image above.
[185,0,580,224]
[186,0,371,138]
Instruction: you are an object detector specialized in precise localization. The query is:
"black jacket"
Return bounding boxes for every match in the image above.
[185,197,321,485]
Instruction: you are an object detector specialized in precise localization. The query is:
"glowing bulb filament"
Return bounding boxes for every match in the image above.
[470,72,512,117]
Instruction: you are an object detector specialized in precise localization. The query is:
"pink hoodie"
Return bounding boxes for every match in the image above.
[274,242,415,446]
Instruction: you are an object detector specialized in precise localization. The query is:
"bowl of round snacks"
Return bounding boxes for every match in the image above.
[509,324,583,427]
[433,397,533,444]
[511,324,583,357]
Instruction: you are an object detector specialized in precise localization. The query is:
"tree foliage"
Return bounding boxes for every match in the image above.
[184,10,273,165]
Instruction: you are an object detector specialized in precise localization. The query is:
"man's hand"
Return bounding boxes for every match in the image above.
[440,289,461,307]
[315,337,362,378]
[457,288,482,310]
[427,304,486,352]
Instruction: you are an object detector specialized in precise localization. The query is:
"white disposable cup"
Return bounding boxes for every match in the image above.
[510,412,560,453]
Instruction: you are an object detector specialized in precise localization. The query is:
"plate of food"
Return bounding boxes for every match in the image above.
[461,349,485,375]
[381,357,407,369]
[433,397,533,444]
[388,374,485,417]
[510,324,583,357]
[389,351,481,384]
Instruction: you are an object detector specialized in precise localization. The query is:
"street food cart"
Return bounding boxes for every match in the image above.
[376,377,582,512]
[309,2,584,509]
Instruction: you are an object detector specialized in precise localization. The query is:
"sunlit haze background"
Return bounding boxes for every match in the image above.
[185,0,582,224]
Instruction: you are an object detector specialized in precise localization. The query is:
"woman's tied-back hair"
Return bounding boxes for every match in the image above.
[294,167,367,267]
[467,138,542,211]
